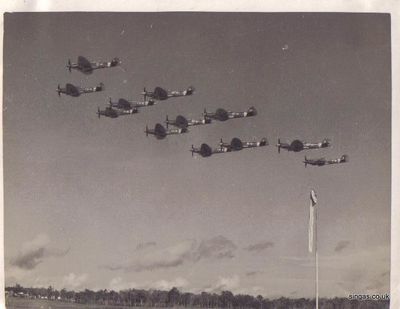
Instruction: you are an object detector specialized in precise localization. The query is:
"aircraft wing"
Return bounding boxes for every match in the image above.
[77,56,93,73]
[66,83,81,96]
[154,87,169,100]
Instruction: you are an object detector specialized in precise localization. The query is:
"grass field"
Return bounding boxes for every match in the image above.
[6,297,142,309]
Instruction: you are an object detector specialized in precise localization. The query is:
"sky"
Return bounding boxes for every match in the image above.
[3,12,391,298]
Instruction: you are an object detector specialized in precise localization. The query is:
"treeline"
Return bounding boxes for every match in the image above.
[6,284,389,309]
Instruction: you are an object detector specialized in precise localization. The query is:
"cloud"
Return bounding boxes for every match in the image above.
[334,241,351,253]
[136,241,157,251]
[106,236,237,272]
[153,277,189,291]
[194,236,237,260]
[244,241,274,253]
[107,277,188,292]
[62,273,88,290]
[129,239,196,272]
[245,271,262,277]
[109,277,138,291]
[10,234,69,270]
[205,275,240,293]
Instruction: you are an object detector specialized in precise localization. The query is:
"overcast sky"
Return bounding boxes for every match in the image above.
[3,12,391,298]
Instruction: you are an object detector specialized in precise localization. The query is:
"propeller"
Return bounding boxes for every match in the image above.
[304,156,307,168]
[109,97,112,106]
[145,125,149,137]
[191,145,195,157]
[97,107,101,119]
[165,115,169,128]
[277,138,281,153]
[67,59,72,72]
[143,87,147,102]
[57,84,61,96]
[219,138,226,152]
[203,108,207,116]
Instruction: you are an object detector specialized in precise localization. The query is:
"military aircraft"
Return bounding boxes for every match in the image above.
[108,97,156,111]
[97,106,137,118]
[57,83,104,97]
[203,107,257,122]
[303,155,348,167]
[165,115,211,129]
[190,143,229,157]
[276,138,330,153]
[145,123,188,140]
[142,86,195,101]
[66,56,121,74]
[219,137,268,151]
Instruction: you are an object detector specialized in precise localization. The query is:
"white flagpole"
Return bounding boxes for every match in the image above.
[309,189,318,309]
[315,198,319,309]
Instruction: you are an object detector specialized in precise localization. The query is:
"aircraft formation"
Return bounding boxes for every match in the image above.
[58,55,348,167]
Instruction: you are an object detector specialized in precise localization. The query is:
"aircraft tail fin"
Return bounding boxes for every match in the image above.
[186,86,195,95]
[260,137,268,146]
[95,82,105,92]
[248,106,257,116]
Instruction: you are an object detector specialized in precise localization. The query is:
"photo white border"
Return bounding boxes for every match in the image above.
[0,1,398,308]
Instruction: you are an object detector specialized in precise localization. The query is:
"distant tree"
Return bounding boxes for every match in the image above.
[14,284,23,294]
[65,290,75,302]
[199,291,211,307]
[274,297,290,309]
[60,288,67,300]
[236,293,257,308]
[53,289,60,300]
[181,292,194,307]
[148,290,159,307]
[108,290,121,305]
[5,284,390,309]
[168,287,180,306]
[221,291,235,308]
[46,286,54,299]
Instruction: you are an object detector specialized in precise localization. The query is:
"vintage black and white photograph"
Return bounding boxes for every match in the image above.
[2,5,395,309]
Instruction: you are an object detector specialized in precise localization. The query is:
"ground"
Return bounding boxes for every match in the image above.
[6,297,136,309]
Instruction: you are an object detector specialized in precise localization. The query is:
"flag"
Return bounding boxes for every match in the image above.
[308,190,317,253]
